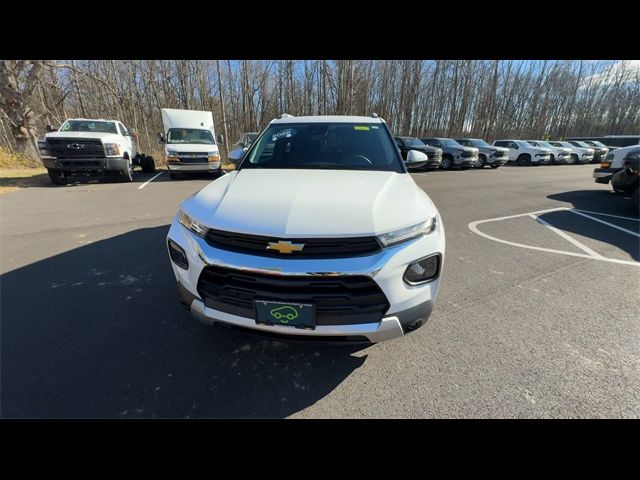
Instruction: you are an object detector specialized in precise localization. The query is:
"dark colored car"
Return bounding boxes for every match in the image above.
[455,138,509,169]
[394,136,442,169]
[611,148,640,212]
[568,140,608,164]
[420,138,479,170]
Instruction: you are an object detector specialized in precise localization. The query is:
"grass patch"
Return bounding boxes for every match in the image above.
[0,167,49,194]
[0,146,41,169]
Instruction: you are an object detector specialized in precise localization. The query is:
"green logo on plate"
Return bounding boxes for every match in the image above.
[269,306,299,323]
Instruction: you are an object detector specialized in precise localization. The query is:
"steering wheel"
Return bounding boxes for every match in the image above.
[346,154,373,168]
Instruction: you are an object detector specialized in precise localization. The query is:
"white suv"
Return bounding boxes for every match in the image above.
[166,115,445,343]
[548,141,594,164]
[526,140,572,165]
[492,139,552,165]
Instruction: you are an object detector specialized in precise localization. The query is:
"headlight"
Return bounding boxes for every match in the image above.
[404,254,440,285]
[377,217,437,247]
[104,143,120,156]
[178,209,208,237]
[38,141,51,156]
[207,152,220,162]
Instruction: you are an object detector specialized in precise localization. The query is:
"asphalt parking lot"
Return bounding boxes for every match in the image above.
[1,164,638,418]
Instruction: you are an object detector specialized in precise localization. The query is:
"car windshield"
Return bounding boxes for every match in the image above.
[167,128,215,144]
[586,141,606,147]
[60,120,117,134]
[469,139,490,147]
[440,139,462,148]
[536,141,555,149]
[240,122,403,172]
[402,137,425,147]
[571,141,591,148]
[526,141,541,147]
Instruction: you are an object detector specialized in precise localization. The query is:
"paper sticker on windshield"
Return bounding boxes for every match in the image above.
[354,126,370,131]
[272,128,297,141]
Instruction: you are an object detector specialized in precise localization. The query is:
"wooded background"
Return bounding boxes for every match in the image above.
[1,60,638,159]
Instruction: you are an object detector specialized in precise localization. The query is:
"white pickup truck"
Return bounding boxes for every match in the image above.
[38,118,155,185]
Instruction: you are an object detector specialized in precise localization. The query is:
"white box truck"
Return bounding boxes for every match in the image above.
[159,108,223,179]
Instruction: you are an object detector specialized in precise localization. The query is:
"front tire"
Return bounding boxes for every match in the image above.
[570,154,579,165]
[441,155,452,170]
[517,154,531,166]
[47,168,66,185]
[119,157,133,182]
[476,154,486,168]
[550,154,556,165]
[490,165,500,169]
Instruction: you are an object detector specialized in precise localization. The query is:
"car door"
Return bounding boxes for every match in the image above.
[506,142,519,161]
[118,123,136,158]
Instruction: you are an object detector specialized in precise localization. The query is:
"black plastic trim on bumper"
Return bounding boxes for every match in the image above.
[42,157,127,172]
[593,167,621,184]
[391,299,434,330]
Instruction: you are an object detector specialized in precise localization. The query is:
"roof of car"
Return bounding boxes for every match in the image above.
[270,115,384,125]
[66,118,118,123]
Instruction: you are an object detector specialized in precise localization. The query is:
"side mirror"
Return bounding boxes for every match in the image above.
[157,132,165,144]
[227,148,245,164]
[217,134,225,145]
[405,149,429,170]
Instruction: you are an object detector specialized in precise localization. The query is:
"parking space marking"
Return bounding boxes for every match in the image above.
[138,171,164,190]
[573,209,640,222]
[568,209,640,238]
[469,207,640,267]
[529,213,604,258]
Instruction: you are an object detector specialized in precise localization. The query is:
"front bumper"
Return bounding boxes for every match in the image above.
[454,155,478,166]
[167,216,445,343]
[553,154,571,164]
[41,156,128,173]
[167,161,221,172]
[488,155,508,165]
[593,167,621,184]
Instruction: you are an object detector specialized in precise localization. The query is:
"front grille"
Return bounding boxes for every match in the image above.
[204,229,381,259]
[46,138,105,159]
[461,150,475,158]
[427,151,442,161]
[197,265,390,326]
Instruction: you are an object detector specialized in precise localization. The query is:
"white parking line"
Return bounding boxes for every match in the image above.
[573,209,640,222]
[529,214,604,258]
[138,171,164,190]
[569,209,640,238]
[468,207,640,267]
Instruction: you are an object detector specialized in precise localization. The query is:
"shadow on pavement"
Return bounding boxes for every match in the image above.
[543,190,639,261]
[1,225,368,418]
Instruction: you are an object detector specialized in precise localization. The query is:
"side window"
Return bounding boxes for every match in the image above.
[119,123,129,136]
[429,140,440,147]
[395,138,403,148]
[510,142,518,149]
[494,141,505,147]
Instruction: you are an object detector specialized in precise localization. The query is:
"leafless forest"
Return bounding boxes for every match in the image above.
[1,60,638,159]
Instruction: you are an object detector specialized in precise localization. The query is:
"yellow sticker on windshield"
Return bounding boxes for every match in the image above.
[354,126,370,131]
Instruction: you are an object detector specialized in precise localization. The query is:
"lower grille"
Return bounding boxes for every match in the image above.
[176,156,209,164]
[197,265,390,326]
[461,151,475,158]
[427,152,442,161]
[204,229,381,258]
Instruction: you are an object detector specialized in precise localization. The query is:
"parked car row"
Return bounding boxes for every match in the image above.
[391,135,602,170]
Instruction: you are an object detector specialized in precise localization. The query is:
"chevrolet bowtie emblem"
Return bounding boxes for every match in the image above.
[267,240,305,254]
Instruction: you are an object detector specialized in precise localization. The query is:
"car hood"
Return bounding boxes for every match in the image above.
[45,131,121,143]
[181,169,438,237]
[483,146,508,154]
